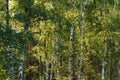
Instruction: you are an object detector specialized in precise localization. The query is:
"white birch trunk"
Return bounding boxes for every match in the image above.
[18,13,29,80]
[18,49,24,80]
[78,2,84,80]
[102,60,105,80]
[102,40,107,80]
[117,67,120,80]
[18,1,31,79]
[18,33,26,80]
[102,0,108,79]
[69,27,74,80]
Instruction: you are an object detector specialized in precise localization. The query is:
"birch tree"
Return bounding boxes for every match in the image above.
[102,39,108,80]
[69,26,74,80]
[78,1,85,80]
[102,0,108,79]
[18,0,32,79]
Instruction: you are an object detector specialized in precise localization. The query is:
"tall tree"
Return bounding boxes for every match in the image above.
[18,0,33,79]
[78,1,85,80]
[69,26,74,80]
[102,0,108,79]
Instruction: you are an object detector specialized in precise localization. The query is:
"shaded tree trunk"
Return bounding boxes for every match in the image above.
[108,0,117,79]
[18,4,30,80]
[45,50,49,80]
[55,34,59,80]
[110,40,115,80]
[59,34,63,80]
[39,56,43,80]
[26,41,33,80]
[6,0,14,80]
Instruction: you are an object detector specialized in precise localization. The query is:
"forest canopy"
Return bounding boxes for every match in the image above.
[0,0,120,80]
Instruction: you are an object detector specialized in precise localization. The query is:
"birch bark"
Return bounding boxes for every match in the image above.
[102,40,107,80]
[18,5,30,80]
[78,2,84,80]
[69,27,74,80]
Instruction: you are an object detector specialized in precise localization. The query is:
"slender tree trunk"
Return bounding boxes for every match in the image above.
[28,42,32,80]
[18,49,24,80]
[102,39,108,80]
[102,0,108,79]
[110,40,115,80]
[6,0,14,80]
[18,22,28,80]
[6,0,9,25]
[109,0,116,79]
[101,55,105,80]
[39,56,43,80]
[55,35,59,80]
[78,2,84,80]
[108,43,111,80]
[45,44,49,80]
[45,51,49,80]
[50,33,55,80]
[69,27,74,80]
[18,4,30,80]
